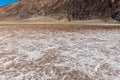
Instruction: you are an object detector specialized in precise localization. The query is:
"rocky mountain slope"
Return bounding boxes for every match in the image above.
[0,0,120,21]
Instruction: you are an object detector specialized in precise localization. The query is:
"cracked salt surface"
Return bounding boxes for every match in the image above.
[0,26,120,80]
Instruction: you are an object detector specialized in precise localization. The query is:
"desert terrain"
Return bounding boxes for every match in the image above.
[0,24,120,80]
[0,0,120,79]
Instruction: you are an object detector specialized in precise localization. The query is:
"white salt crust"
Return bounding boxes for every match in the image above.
[0,26,120,80]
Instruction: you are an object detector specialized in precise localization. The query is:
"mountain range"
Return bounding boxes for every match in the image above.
[0,0,119,21]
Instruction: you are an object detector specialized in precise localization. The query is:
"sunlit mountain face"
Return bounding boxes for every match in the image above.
[0,0,19,7]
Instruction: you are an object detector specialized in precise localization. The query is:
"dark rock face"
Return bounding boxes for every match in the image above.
[111,10,120,21]
[0,0,120,21]
[65,0,120,20]
[47,0,120,20]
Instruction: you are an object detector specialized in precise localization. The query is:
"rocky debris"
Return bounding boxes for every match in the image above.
[0,0,120,21]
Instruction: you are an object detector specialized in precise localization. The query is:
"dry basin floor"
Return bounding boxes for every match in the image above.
[0,24,120,80]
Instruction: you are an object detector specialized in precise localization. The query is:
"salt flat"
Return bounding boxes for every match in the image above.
[0,24,120,80]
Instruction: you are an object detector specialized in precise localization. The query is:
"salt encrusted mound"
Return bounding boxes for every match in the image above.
[0,0,119,21]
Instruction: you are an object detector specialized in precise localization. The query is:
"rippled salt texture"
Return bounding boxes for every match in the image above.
[0,26,120,80]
